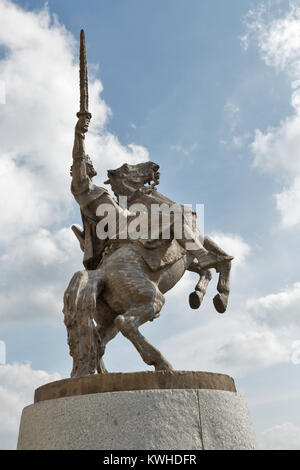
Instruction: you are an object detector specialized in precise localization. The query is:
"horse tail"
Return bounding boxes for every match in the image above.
[63,269,104,377]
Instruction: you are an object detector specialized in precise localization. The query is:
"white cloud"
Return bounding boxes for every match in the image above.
[244,3,300,72]
[260,422,300,450]
[275,176,300,227]
[0,0,149,323]
[0,362,60,449]
[244,2,300,227]
[0,227,81,324]
[246,281,300,328]
[161,279,300,377]
[161,313,290,377]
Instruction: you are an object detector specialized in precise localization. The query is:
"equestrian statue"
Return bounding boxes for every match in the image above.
[63,30,233,377]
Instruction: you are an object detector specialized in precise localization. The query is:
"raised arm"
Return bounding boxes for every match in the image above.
[72,29,93,188]
[71,113,91,187]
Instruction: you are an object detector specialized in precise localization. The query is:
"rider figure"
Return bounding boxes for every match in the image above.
[71,113,121,269]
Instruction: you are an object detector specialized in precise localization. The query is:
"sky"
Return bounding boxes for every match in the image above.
[0,0,300,450]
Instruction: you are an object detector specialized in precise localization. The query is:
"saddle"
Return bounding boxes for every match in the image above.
[138,239,186,272]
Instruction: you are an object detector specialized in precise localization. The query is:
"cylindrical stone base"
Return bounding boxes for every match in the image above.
[17,371,257,450]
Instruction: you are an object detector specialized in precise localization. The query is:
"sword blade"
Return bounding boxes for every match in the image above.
[79,29,89,114]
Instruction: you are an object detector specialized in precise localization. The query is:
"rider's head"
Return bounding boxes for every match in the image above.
[70,155,97,179]
[104,161,160,197]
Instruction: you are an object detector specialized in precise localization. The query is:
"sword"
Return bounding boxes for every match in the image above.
[77,29,92,120]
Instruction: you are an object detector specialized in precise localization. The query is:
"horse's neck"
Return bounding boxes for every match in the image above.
[130,189,177,207]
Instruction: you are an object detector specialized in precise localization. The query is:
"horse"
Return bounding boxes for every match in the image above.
[63,234,232,377]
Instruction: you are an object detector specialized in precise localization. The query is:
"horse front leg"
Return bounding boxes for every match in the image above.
[188,266,212,309]
[213,260,232,313]
[203,235,233,314]
[114,295,173,371]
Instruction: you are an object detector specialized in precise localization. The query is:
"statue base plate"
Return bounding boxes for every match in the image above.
[17,371,257,450]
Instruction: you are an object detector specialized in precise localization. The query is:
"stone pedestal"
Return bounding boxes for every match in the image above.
[17,371,257,450]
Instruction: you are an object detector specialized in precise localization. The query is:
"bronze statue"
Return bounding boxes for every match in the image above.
[63,30,233,377]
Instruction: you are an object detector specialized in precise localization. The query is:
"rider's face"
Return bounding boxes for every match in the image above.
[87,163,97,178]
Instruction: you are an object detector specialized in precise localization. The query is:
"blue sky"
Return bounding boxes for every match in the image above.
[1,0,300,449]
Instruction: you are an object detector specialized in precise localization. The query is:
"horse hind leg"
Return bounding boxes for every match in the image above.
[95,324,119,374]
[97,358,107,374]
[115,308,173,371]
[114,292,173,371]
[93,296,120,374]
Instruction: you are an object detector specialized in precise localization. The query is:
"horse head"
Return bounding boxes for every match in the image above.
[104,161,160,197]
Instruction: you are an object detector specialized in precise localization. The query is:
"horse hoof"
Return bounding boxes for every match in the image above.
[71,369,91,378]
[213,293,228,313]
[154,361,174,371]
[97,359,108,374]
[189,291,202,309]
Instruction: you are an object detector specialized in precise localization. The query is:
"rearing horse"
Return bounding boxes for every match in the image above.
[64,161,233,377]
